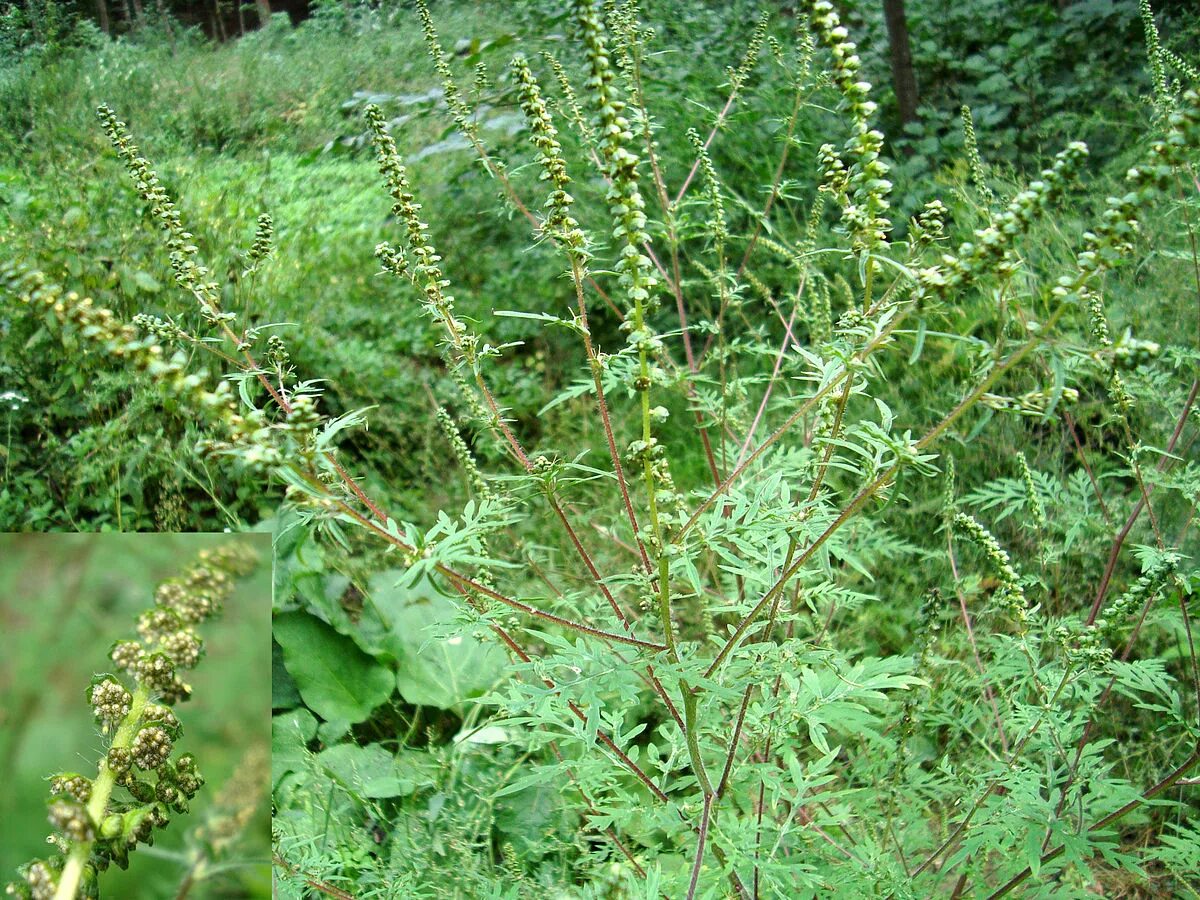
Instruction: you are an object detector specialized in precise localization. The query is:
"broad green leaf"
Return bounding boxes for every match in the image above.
[494,781,567,858]
[271,640,301,709]
[360,570,507,710]
[273,611,394,723]
[271,707,317,788]
[315,742,439,799]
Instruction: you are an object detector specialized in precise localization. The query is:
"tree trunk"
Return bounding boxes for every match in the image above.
[24,0,43,43]
[255,0,270,26]
[883,0,919,126]
[153,0,175,52]
[95,0,110,34]
[129,0,144,26]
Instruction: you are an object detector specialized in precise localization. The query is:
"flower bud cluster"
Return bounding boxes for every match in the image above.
[1097,552,1179,642]
[576,0,657,318]
[953,512,1029,627]
[1139,0,1170,113]
[436,407,493,502]
[97,106,228,325]
[1164,48,1199,84]
[1,265,297,478]
[908,199,947,250]
[648,456,688,527]
[512,53,586,255]
[131,726,173,771]
[1083,287,1112,348]
[1053,622,1113,671]
[960,105,995,206]
[805,0,892,252]
[374,240,408,279]
[47,802,94,844]
[805,1,874,123]
[265,334,292,372]
[89,678,133,731]
[131,313,186,345]
[1110,334,1162,370]
[417,0,480,143]
[728,11,769,98]
[687,128,728,252]
[541,50,592,142]
[364,104,468,359]
[979,386,1079,417]
[243,212,274,276]
[915,141,1090,305]
[1015,452,1047,534]
[50,775,92,805]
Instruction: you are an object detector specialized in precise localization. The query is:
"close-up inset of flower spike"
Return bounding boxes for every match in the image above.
[6,543,260,900]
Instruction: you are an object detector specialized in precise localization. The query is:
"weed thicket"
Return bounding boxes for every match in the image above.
[4,0,1200,895]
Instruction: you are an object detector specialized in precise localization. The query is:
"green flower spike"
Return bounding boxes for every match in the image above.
[6,543,259,900]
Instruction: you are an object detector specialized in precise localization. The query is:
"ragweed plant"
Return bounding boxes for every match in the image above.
[5,542,261,900]
[8,0,1200,895]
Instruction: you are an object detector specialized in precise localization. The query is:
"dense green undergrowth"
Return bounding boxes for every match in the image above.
[3,0,1200,897]
[4,0,1196,531]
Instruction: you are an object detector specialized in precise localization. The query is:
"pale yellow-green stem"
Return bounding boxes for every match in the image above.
[54,683,152,900]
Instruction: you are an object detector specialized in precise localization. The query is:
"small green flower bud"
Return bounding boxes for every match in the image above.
[17,859,60,900]
[136,608,182,643]
[100,815,122,840]
[126,779,155,804]
[157,629,202,669]
[49,775,92,804]
[109,641,142,675]
[142,703,181,738]
[48,801,94,843]
[106,747,132,775]
[88,678,132,730]
[131,726,173,770]
[134,652,176,693]
[154,780,178,805]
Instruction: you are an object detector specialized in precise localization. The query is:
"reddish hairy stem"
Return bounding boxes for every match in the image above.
[947,536,1009,753]
[330,498,664,651]
[272,854,357,900]
[686,793,714,900]
[439,560,668,806]
[1086,377,1199,625]
[673,92,737,207]
[571,264,652,572]
[984,748,1200,899]
[565,699,669,803]
[735,301,800,470]
[735,88,804,281]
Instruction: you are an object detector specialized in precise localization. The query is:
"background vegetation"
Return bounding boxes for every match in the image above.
[2,0,1196,531]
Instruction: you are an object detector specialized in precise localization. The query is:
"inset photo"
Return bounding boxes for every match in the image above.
[0,534,272,899]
